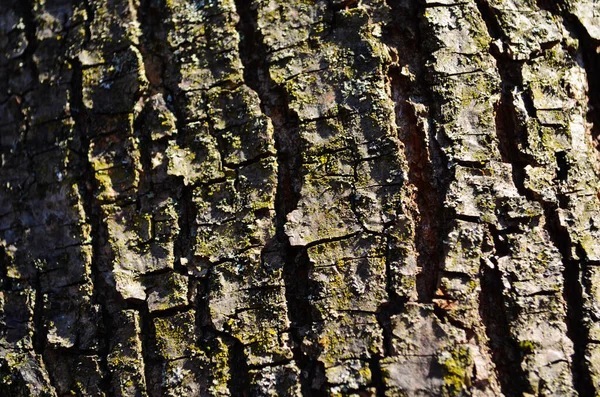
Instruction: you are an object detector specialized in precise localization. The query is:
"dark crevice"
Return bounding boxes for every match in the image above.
[222,151,277,170]
[482,2,596,392]
[133,114,154,200]
[31,272,45,355]
[194,275,212,330]
[376,297,406,358]
[174,183,196,273]
[542,203,594,397]
[285,248,326,397]
[227,338,252,395]
[137,0,179,116]
[494,91,538,201]
[389,66,445,304]
[14,0,39,84]
[15,0,49,375]
[124,299,154,395]
[223,333,253,395]
[473,0,504,43]
[303,232,361,250]
[454,214,484,224]
[454,159,490,169]
[433,306,476,343]
[0,249,10,292]
[474,0,539,200]
[138,0,172,98]
[384,0,449,304]
[146,305,192,320]
[195,261,252,395]
[234,1,322,396]
[479,248,530,397]
[71,56,112,396]
[233,0,304,229]
[555,151,569,182]
[332,0,359,11]
[369,357,385,397]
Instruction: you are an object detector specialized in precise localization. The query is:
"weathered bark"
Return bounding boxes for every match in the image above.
[1,0,600,395]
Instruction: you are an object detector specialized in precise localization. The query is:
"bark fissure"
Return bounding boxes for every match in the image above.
[233,1,317,395]
[71,55,112,396]
[386,0,453,305]
[479,252,530,397]
[18,1,46,370]
[473,3,595,394]
[493,31,594,397]
[389,66,445,303]
[543,205,595,397]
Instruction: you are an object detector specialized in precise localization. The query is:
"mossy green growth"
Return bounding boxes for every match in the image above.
[153,311,200,360]
[208,337,231,396]
[518,340,537,355]
[439,346,473,397]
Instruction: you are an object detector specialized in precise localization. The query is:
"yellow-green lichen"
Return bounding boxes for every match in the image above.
[439,346,473,397]
[518,340,537,355]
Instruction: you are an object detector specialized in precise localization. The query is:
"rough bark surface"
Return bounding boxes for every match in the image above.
[1,0,600,396]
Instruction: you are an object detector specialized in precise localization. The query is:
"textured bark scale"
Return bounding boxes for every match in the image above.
[1,0,600,396]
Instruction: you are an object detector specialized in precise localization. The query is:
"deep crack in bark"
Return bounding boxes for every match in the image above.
[233,1,319,395]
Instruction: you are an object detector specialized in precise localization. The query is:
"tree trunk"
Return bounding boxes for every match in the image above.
[1,0,600,395]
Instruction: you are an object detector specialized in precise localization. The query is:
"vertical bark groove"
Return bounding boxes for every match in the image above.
[72,55,112,396]
[233,2,316,395]
[481,233,531,396]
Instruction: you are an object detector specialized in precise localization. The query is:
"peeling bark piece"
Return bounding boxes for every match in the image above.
[103,203,177,301]
[381,303,497,396]
[161,356,210,397]
[45,284,98,350]
[43,352,105,397]
[87,0,141,50]
[0,350,57,397]
[569,0,600,40]
[82,49,148,114]
[307,234,387,315]
[248,364,302,397]
[139,94,177,141]
[108,310,147,397]
[153,310,198,361]
[0,289,35,350]
[255,0,328,53]
[443,220,489,276]
[311,312,382,390]
[89,127,141,202]
[192,158,277,268]
[166,122,223,186]
[165,0,243,91]
[423,1,502,164]
[285,176,361,246]
[480,0,563,60]
[209,263,292,366]
[146,272,188,313]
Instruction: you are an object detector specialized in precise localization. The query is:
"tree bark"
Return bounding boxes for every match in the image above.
[1,0,600,395]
